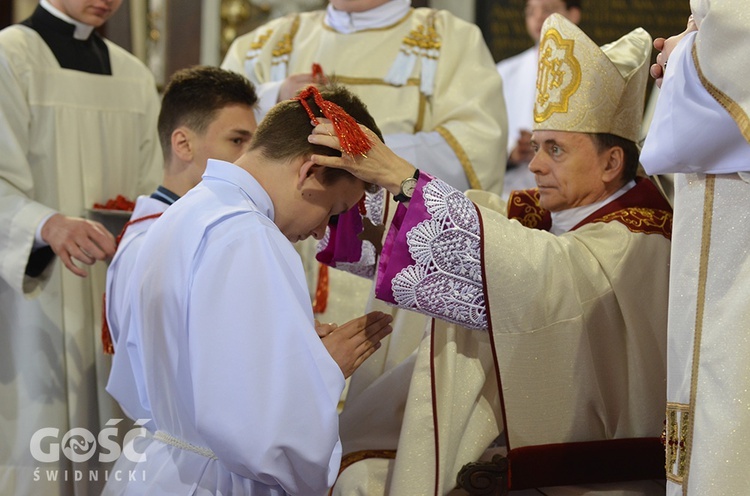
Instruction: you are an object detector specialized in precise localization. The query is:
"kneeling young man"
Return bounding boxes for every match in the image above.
[103,85,392,495]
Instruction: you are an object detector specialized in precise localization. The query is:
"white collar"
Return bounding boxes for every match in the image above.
[325,0,411,34]
[549,180,636,235]
[41,0,95,40]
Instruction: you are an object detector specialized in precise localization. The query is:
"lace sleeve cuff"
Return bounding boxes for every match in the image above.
[376,174,488,330]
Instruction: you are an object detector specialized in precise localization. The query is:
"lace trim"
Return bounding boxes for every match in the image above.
[392,179,487,329]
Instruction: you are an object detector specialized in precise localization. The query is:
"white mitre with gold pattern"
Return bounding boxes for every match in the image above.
[533,14,652,142]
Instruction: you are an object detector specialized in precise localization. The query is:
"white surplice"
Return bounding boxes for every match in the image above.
[0,23,161,495]
[102,160,345,495]
[105,196,169,431]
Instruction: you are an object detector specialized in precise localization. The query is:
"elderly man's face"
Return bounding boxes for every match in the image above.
[528,130,612,212]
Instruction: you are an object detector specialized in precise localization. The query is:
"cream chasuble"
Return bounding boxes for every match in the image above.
[333,173,671,496]
[222,7,507,350]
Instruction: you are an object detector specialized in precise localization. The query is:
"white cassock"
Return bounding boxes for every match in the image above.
[105,195,170,432]
[102,160,345,496]
[222,1,507,352]
[0,23,161,495]
[496,46,539,199]
[641,17,750,496]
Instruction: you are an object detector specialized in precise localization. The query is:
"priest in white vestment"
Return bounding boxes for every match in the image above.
[221,1,507,395]
[309,15,672,495]
[0,1,162,493]
[641,1,750,494]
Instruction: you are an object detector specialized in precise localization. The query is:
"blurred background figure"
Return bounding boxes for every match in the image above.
[497,0,581,200]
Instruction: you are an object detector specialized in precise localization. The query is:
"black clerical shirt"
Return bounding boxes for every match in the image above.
[21,4,112,75]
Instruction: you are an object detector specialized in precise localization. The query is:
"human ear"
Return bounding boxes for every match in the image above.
[602,146,625,183]
[171,127,193,162]
[297,159,319,189]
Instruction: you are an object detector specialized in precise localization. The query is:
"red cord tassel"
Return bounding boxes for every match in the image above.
[295,85,373,157]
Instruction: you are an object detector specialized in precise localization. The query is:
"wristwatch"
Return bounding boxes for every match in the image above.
[393,169,419,203]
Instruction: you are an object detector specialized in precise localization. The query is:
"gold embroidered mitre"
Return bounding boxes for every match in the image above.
[533,14,652,142]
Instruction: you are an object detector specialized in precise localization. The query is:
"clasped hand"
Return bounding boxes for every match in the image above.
[318,311,393,379]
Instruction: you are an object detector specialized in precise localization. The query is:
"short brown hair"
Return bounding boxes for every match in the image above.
[248,84,384,187]
[157,66,258,160]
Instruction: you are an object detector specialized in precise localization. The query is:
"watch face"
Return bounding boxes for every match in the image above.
[402,177,417,198]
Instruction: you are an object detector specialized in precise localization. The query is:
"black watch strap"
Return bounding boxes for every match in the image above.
[393,169,420,203]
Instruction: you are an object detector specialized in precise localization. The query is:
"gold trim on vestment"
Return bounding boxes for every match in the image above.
[249,29,272,52]
[693,45,750,144]
[681,174,716,493]
[321,9,413,33]
[665,402,691,484]
[508,189,547,229]
[594,207,673,239]
[435,126,482,190]
[328,76,420,87]
[271,14,300,60]
[415,91,426,132]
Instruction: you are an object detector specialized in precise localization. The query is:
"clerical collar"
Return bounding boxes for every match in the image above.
[325,0,412,34]
[150,186,181,206]
[40,0,94,40]
[549,180,636,235]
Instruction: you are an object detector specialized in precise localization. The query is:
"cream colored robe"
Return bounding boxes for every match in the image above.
[222,7,506,340]
[640,2,750,492]
[0,25,161,495]
[333,178,671,495]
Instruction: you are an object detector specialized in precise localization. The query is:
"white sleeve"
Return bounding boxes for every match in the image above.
[0,36,57,294]
[641,31,750,175]
[188,220,344,494]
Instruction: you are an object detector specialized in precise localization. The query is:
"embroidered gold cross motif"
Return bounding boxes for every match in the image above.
[665,403,691,484]
[534,28,581,123]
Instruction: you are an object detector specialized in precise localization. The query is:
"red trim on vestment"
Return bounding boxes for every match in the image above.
[429,318,440,496]
[508,178,673,238]
[101,212,163,355]
[507,437,665,489]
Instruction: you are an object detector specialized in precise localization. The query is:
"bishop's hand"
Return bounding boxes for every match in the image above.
[308,120,417,198]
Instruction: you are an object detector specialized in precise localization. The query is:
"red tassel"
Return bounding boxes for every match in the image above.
[311,63,324,79]
[295,86,373,157]
[101,212,164,355]
[102,292,114,354]
[312,263,329,314]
